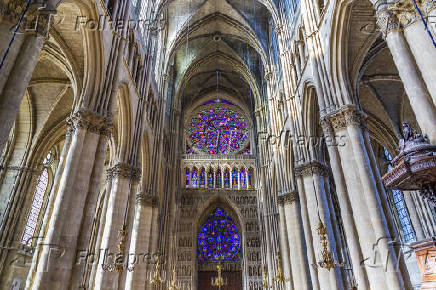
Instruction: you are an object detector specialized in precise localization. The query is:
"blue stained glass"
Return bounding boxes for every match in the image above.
[247,169,253,188]
[208,170,214,188]
[232,169,238,188]
[192,168,198,188]
[224,169,230,188]
[216,169,222,188]
[384,149,416,243]
[185,168,190,187]
[240,170,246,188]
[202,99,234,106]
[200,169,206,188]
[187,106,249,154]
[197,207,241,262]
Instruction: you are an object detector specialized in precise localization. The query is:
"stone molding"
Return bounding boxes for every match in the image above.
[106,162,141,181]
[0,165,40,174]
[294,161,328,177]
[136,190,157,206]
[66,109,113,137]
[321,105,367,132]
[278,191,299,205]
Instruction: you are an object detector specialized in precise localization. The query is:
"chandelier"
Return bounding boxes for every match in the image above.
[211,262,227,289]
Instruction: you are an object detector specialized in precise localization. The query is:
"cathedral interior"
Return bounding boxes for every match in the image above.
[0,0,436,288]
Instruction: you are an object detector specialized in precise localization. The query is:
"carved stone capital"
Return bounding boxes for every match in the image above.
[278,191,299,205]
[375,7,402,38]
[322,105,367,131]
[295,161,328,177]
[67,109,113,136]
[136,190,157,206]
[106,162,141,181]
[423,0,436,13]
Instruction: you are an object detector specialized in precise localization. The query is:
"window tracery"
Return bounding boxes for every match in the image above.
[197,207,241,262]
[21,151,53,246]
[186,105,249,155]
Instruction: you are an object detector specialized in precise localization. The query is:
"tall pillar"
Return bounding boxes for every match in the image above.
[281,191,310,290]
[375,6,436,143]
[0,5,55,154]
[93,163,141,290]
[296,162,344,290]
[323,105,411,289]
[403,192,425,241]
[402,6,436,106]
[124,190,157,290]
[320,120,369,290]
[26,109,111,290]
[277,200,292,290]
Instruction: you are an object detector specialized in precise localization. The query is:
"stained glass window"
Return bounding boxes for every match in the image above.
[185,168,190,187]
[384,149,416,243]
[187,106,249,155]
[200,168,206,188]
[224,169,230,188]
[21,152,53,246]
[240,169,246,188]
[216,169,222,188]
[186,145,194,155]
[192,168,198,188]
[232,169,238,188]
[197,207,241,262]
[202,99,233,106]
[208,169,214,188]
[248,168,253,188]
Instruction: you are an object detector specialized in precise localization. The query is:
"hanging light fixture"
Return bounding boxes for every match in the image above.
[261,266,271,289]
[211,262,227,289]
[168,267,181,290]
[272,252,291,283]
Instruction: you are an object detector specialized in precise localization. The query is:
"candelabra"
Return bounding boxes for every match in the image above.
[272,252,291,283]
[316,219,343,271]
[211,262,227,289]
[149,254,165,286]
[261,266,272,289]
[101,225,134,272]
[168,268,181,290]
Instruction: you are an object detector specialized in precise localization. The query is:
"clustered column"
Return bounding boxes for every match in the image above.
[375,1,436,143]
[321,105,411,289]
[295,162,344,290]
[26,109,111,290]
[280,190,310,290]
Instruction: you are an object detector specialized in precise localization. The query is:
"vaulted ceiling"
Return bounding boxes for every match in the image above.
[161,0,275,111]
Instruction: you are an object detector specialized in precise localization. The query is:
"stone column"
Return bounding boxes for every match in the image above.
[320,119,369,290]
[124,190,157,290]
[93,163,141,290]
[296,162,344,290]
[281,191,310,290]
[277,200,292,290]
[323,105,410,289]
[0,5,55,154]
[403,191,425,241]
[400,2,436,106]
[376,6,436,143]
[27,109,112,290]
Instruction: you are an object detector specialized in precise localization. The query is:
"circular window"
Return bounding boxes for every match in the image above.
[187,106,249,155]
[197,207,241,262]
